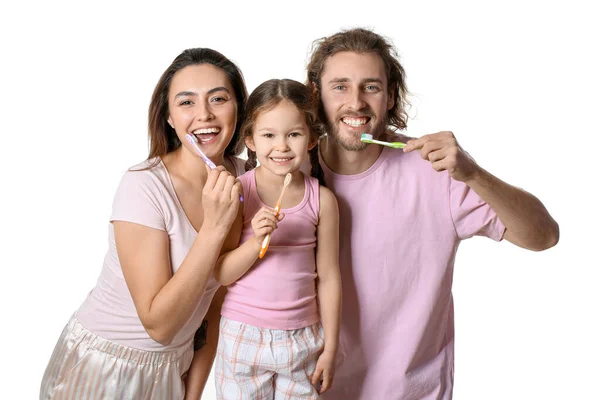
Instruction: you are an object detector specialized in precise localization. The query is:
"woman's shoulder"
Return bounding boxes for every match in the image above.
[228,156,248,177]
[117,157,169,194]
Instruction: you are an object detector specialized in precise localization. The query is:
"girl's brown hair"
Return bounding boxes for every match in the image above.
[236,79,325,187]
[147,48,248,164]
[307,28,410,132]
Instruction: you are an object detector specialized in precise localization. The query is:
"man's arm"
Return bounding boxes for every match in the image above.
[404,131,559,251]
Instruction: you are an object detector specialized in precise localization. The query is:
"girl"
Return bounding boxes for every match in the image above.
[40,48,247,399]
[213,79,342,399]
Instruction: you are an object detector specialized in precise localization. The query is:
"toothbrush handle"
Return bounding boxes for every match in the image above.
[186,135,243,202]
[258,205,280,258]
[258,234,272,259]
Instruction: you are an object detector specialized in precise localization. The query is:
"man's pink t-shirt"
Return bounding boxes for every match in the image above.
[320,147,505,400]
[76,157,245,351]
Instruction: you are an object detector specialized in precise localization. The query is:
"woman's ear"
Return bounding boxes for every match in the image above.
[167,115,174,129]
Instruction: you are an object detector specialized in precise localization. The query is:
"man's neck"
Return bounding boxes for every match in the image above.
[320,135,383,175]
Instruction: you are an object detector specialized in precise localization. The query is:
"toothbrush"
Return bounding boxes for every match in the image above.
[258,172,292,259]
[360,133,406,149]
[186,133,243,202]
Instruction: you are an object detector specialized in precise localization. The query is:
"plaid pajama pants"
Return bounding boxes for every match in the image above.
[215,317,325,399]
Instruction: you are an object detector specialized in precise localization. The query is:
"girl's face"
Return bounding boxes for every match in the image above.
[167,64,237,162]
[246,100,315,177]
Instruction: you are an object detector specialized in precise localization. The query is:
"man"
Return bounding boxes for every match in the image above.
[307,28,559,399]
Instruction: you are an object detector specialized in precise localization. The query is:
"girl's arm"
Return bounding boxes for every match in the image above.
[214,206,282,286]
[311,186,342,393]
[183,286,227,400]
[114,168,241,345]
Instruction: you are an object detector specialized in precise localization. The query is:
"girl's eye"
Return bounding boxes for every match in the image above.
[289,132,301,137]
[262,133,274,138]
[211,96,227,103]
[333,85,345,91]
[180,100,193,106]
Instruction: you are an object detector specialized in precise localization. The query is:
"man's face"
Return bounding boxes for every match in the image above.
[319,51,394,151]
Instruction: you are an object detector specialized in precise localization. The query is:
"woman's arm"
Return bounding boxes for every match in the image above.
[311,186,342,394]
[114,168,241,345]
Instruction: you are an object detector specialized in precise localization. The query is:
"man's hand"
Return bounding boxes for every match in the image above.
[403,131,479,182]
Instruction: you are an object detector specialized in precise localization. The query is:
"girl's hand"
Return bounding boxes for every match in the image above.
[202,166,242,233]
[311,350,336,394]
[250,206,284,245]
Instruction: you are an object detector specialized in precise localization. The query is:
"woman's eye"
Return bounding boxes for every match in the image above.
[180,100,193,106]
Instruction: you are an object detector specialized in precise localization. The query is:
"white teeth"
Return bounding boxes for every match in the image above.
[272,158,291,162]
[342,117,368,127]
[193,127,220,134]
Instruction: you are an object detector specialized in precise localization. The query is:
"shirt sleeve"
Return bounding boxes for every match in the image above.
[110,170,167,231]
[449,176,505,241]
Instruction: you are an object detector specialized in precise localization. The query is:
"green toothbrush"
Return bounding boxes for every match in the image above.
[360,133,406,149]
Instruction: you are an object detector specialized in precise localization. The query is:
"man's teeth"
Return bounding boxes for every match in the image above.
[193,127,220,134]
[342,117,368,127]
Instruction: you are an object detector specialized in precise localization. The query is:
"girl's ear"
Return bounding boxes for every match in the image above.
[167,115,174,128]
[245,136,256,152]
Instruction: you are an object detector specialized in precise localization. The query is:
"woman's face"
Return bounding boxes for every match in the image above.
[167,64,237,162]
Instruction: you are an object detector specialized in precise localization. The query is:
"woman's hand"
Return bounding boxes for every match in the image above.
[201,166,242,233]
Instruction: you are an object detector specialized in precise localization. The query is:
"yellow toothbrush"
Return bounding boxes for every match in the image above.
[258,173,292,259]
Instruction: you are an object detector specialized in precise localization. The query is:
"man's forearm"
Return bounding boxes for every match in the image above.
[467,167,559,251]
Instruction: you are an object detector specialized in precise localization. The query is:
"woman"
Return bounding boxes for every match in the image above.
[40,48,248,399]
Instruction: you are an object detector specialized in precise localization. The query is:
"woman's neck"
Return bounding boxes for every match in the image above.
[163,147,231,184]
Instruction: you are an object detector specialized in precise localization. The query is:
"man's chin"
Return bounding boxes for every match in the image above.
[328,133,369,152]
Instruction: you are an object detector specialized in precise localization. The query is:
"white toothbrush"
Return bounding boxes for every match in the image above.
[186,133,243,202]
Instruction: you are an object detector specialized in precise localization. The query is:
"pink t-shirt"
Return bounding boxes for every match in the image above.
[76,157,245,351]
[319,147,505,400]
[221,169,321,330]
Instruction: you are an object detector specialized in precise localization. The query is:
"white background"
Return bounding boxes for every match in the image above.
[1,0,598,399]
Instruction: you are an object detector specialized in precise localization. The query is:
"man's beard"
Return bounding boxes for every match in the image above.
[325,113,388,152]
